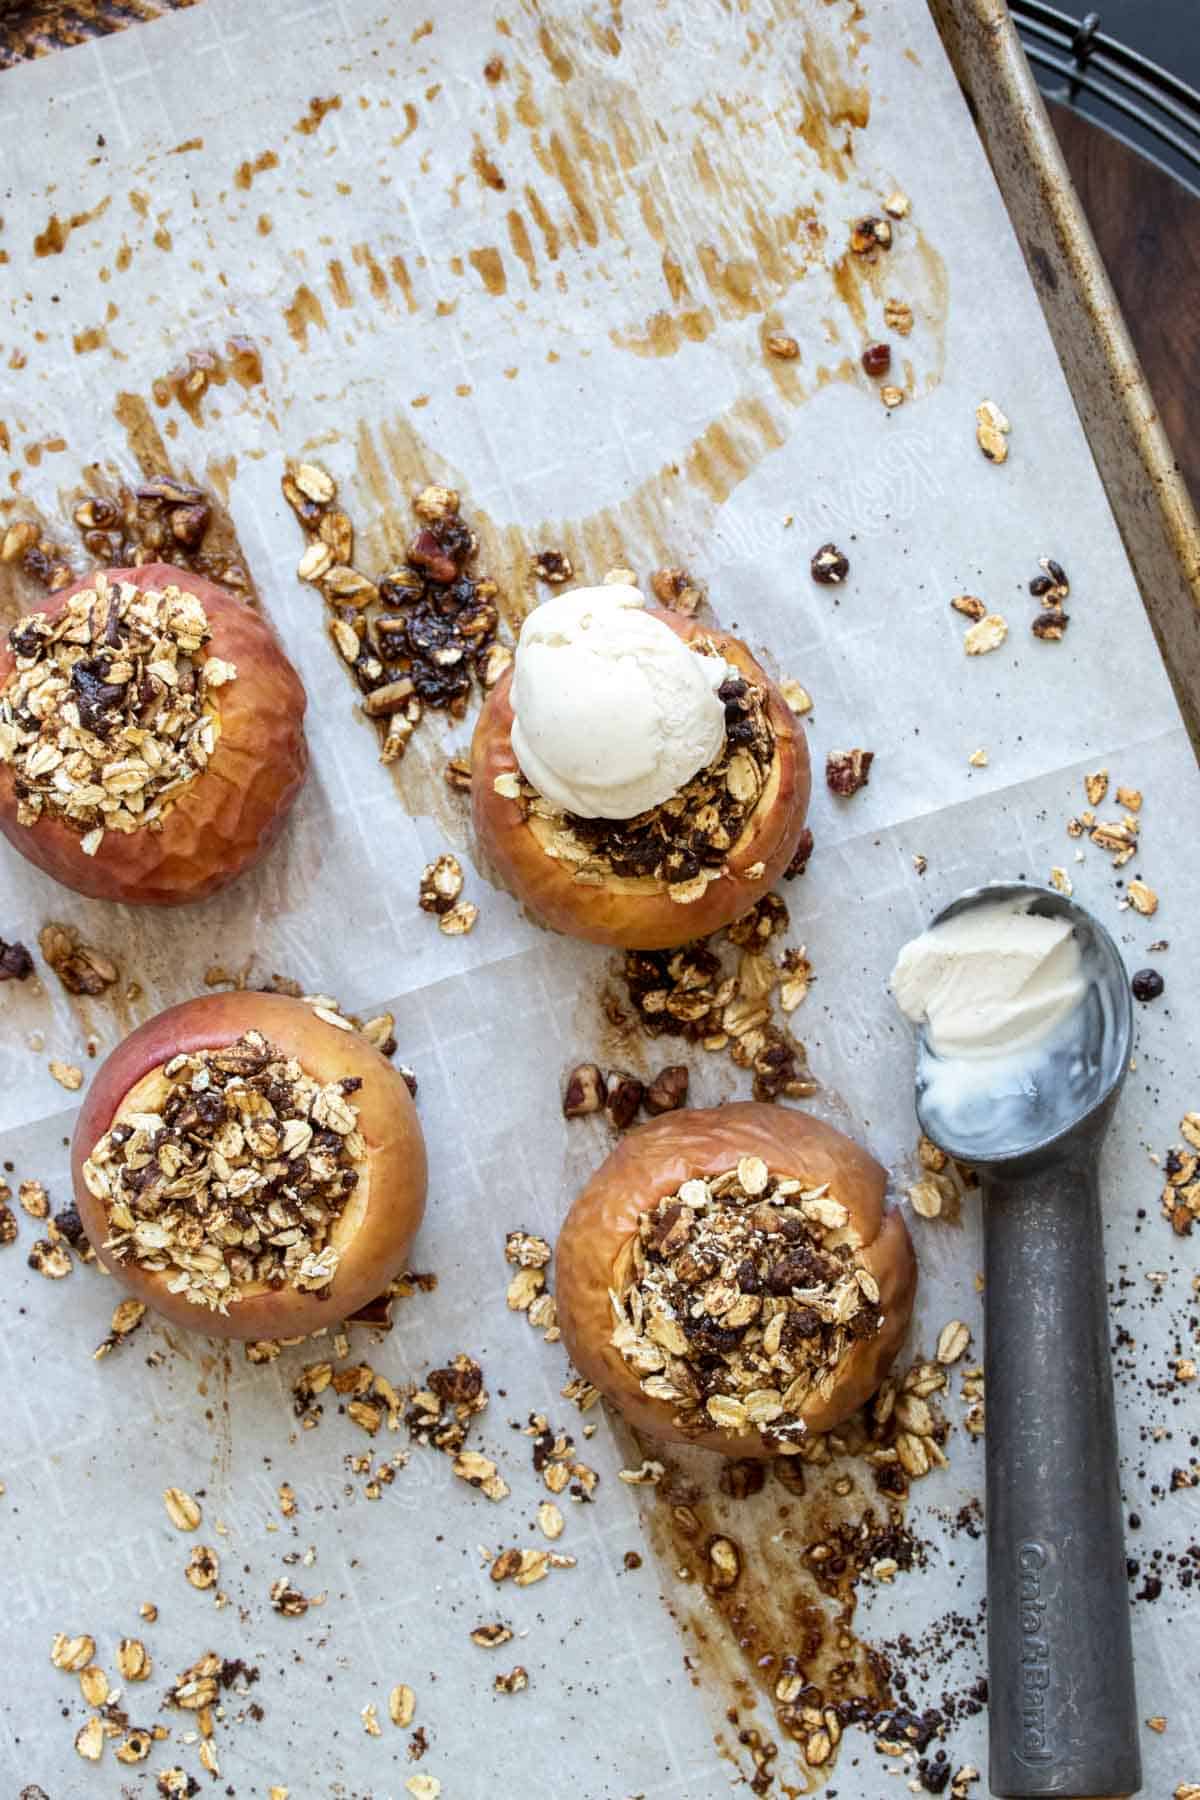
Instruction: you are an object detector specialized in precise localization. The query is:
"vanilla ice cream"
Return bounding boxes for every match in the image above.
[509,585,728,820]
[890,901,1086,1060]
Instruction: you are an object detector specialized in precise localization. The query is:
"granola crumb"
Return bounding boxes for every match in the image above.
[0,938,35,980]
[779,677,813,716]
[48,1060,84,1091]
[950,594,986,621]
[810,543,849,585]
[975,400,1010,463]
[532,549,574,585]
[962,613,1008,656]
[361,1702,382,1737]
[38,924,118,997]
[825,749,874,796]
[650,567,704,616]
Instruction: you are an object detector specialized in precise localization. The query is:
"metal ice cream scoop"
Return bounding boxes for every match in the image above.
[908,881,1140,1800]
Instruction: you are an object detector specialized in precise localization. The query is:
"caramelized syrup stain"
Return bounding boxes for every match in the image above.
[642,1442,902,1793]
[149,339,265,425]
[283,283,329,349]
[468,246,507,295]
[234,149,279,191]
[33,197,111,257]
[471,137,507,191]
[327,258,353,309]
[295,94,342,136]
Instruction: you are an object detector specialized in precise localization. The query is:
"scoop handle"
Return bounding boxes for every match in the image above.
[982,1153,1141,1798]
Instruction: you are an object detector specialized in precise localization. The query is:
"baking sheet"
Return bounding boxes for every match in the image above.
[1,0,1199,1793]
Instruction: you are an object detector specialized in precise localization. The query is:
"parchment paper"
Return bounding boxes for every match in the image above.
[1,1,1198,1795]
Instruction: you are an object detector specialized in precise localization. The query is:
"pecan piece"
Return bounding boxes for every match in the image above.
[825,749,874,796]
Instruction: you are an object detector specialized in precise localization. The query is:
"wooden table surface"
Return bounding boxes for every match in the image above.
[1,1,1196,511]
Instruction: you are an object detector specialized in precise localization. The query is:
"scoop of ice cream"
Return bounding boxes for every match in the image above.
[509,585,728,820]
[889,901,1085,1061]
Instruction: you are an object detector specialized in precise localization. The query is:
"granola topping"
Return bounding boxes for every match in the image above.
[610,1160,881,1449]
[283,466,505,765]
[0,575,234,856]
[82,1030,365,1312]
[503,658,775,893]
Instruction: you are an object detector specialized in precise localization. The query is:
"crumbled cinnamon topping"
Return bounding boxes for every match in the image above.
[38,922,119,996]
[610,1159,882,1450]
[82,1030,364,1313]
[0,574,235,857]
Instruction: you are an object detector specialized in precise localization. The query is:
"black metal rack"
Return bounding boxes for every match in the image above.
[1011,2,1200,194]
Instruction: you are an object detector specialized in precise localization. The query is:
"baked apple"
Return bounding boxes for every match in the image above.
[71,992,426,1340]
[556,1103,915,1456]
[0,563,307,905]
[471,594,810,951]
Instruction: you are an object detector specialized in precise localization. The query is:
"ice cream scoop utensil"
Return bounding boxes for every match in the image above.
[910,882,1139,1799]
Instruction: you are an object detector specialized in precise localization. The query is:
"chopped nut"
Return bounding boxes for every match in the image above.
[883,189,911,218]
[779,677,813,715]
[18,1179,49,1220]
[967,748,988,768]
[361,1702,382,1737]
[1085,769,1110,806]
[880,384,904,409]
[1049,867,1073,896]
[605,1070,644,1130]
[883,295,913,334]
[164,1487,202,1531]
[438,900,478,936]
[1116,785,1142,812]
[1032,609,1069,640]
[38,923,119,996]
[950,593,987,621]
[963,613,1008,655]
[28,1237,72,1277]
[470,1623,513,1648]
[0,938,34,981]
[48,1060,84,1091]
[765,332,800,360]
[810,542,849,585]
[650,567,703,616]
[825,748,874,796]
[271,1577,311,1615]
[413,484,459,522]
[405,1777,441,1799]
[644,1064,689,1115]
[185,1545,220,1589]
[849,215,891,253]
[1127,880,1158,917]
[494,1666,529,1693]
[532,548,574,584]
[418,853,464,915]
